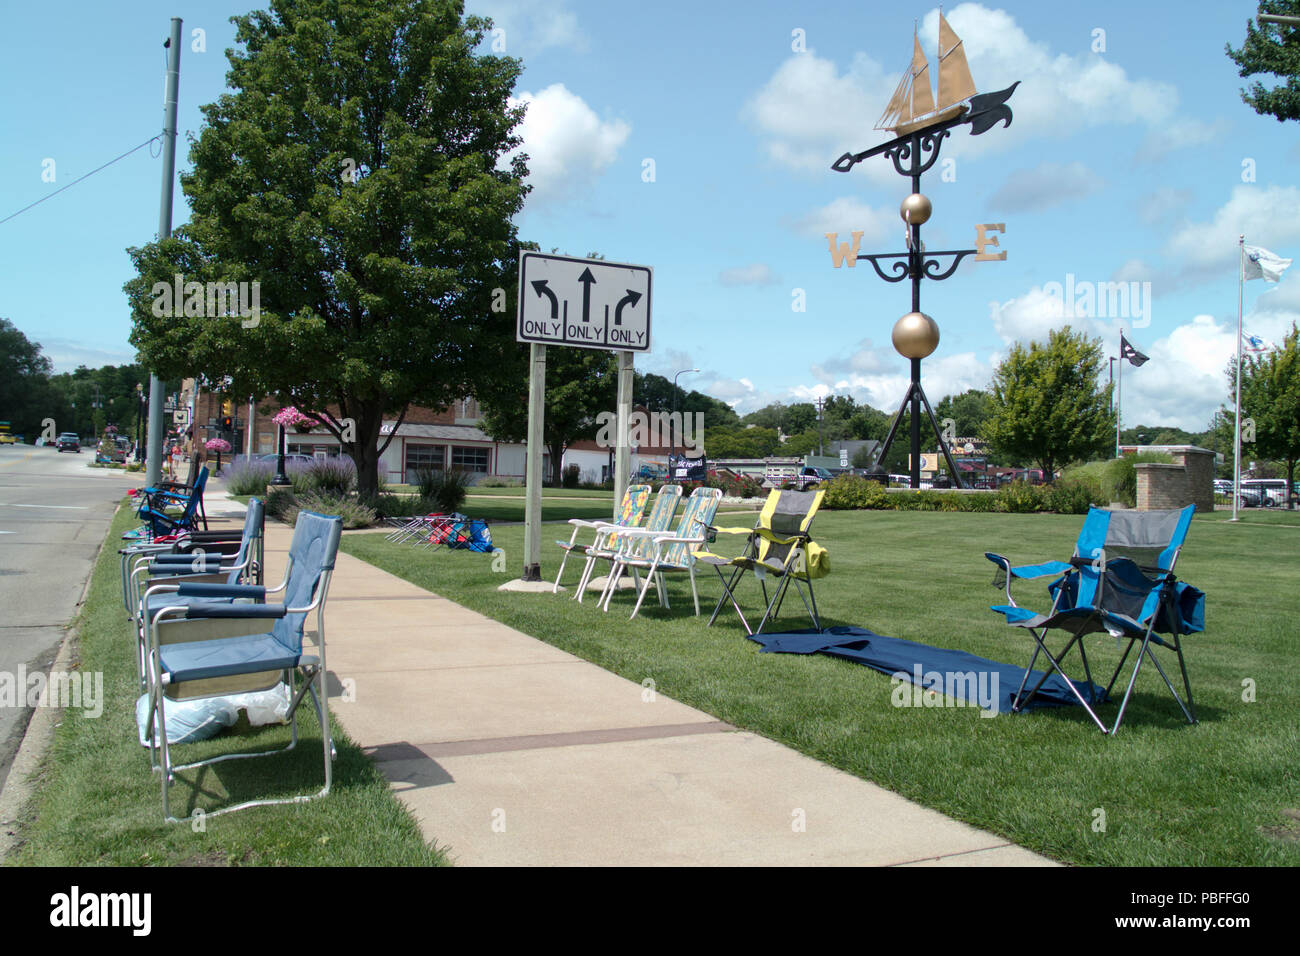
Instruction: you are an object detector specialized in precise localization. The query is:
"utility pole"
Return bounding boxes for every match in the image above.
[815,397,825,457]
[145,17,183,486]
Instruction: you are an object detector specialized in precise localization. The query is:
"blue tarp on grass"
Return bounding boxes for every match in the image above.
[747,626,1109,714]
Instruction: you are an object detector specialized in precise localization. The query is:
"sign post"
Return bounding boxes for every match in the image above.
[502,252,653,592]
[521,343,547,581]
[613,351,634,521]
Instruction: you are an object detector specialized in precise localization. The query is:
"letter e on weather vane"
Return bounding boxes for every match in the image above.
[975,223,1007,261]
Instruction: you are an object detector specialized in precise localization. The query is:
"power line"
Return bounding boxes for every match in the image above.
[0,134,162,226]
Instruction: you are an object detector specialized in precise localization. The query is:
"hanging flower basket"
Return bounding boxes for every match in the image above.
[273,406,319,433]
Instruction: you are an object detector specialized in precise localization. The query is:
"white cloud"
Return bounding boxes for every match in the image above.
[38,337,137,374]
[465,0,586,55]
[744,3,1191,174]
[791,196,896,242]
[1138,186,1194,227]
[719,263,780,287]
[1135,117,1231,164]
[504,84,630,206]
[988,161,1104,213]
[1165,184,1300,280]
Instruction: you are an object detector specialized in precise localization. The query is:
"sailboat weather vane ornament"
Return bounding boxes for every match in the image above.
[829,11,1018,490]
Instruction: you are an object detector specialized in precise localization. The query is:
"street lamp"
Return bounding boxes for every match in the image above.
[671,367,699,476]
[135,383,144,462]
[271,423,291,486]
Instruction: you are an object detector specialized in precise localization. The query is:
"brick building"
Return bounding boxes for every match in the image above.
[187,387,526,484]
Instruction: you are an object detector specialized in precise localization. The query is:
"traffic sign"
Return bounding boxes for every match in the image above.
[517,251,652,352]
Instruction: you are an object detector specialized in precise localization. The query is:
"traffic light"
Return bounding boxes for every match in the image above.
[220,415,233,430]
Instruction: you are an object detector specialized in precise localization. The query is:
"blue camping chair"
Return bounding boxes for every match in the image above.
[132,499,266,690]
[985,505,1205,734]
[143,511,342,822]
[131,466,209,539]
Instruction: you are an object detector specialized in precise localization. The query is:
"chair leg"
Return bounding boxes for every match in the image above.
[690,565,700,616]
[553,548,571,593]
[629,562,659,619]
[753,574,790,635]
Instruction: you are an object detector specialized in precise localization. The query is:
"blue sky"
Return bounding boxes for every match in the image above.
[3,0,1299,431]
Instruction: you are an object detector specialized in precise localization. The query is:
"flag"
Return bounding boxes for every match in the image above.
[1243,330,1273,352]
[1120,333,1149,367]
[1243,245,1292,282]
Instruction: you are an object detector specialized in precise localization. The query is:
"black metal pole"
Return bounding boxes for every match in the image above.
[271,423,291,485]
[909,358,922,488]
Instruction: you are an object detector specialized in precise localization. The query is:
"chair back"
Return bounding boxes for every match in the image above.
[180,467,209,524]
[753,488,824,567]
[661,487,722,568]
[614,483,653,527]
[272,511,343,652]
[223,498,265,585]
[1074,505,1194,573]
[623,484,682,557]
[1063,505,1195,622]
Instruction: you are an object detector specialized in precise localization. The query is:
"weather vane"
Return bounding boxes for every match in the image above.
[830,10,1018,489]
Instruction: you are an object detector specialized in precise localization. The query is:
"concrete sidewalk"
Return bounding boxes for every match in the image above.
[259,519,1053,867]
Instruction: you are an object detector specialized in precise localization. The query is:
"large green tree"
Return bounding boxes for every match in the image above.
[0,318,54,439]
[984,326,1115,481]
[125,0,528,496]
[1227,1,1300,122]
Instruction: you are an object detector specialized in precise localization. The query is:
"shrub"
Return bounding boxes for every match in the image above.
[823,474,891,510]
[265,487,299,524]
[414,468,442,500]
[995,481,1047,513]
[1045,476,1104,514]
[296,491,376,530]
[561,463,581,489]
[425,469,471,513]
[1103,453,1173,508]
[223,457,274,495]
[302,456,356,496]
[478,475,522,488]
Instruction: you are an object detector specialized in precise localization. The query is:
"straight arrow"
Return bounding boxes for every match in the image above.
[614,289,641,326]
[578,267,596,323]
[531,279,559,319]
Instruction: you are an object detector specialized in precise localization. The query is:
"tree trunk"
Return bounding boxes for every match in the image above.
[547,441,565,486]
[346,401,386,499]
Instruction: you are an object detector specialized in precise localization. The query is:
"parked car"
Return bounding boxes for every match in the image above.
[55,432,82,453]
[254,452,316,467]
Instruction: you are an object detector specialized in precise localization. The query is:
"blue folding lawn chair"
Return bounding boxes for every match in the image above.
[143,511,342,821]
[985,505,1205,734]
[129,466,209,539]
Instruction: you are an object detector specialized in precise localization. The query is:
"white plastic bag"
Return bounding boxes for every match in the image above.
[223,683,294,726]
[136,694,238,746]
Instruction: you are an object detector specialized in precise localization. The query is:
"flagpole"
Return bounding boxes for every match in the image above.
[1232,235,1244,523]
[1116,326,1123,459]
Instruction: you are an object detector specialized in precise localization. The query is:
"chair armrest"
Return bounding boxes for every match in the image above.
[183,603,286,620]
[708,525,755,535]
[176,582,267,600]
[150,555,231,574]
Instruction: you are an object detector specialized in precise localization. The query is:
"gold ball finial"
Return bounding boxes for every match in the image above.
[900,192,932,225]
[892,311,940,359]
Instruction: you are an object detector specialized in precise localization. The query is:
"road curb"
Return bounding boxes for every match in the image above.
[0,516,106,861]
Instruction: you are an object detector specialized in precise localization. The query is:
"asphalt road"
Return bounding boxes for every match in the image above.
[0,445,138,792]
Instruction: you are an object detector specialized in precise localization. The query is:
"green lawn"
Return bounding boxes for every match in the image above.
[7,503,446,866]
[342,509,1300,866]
